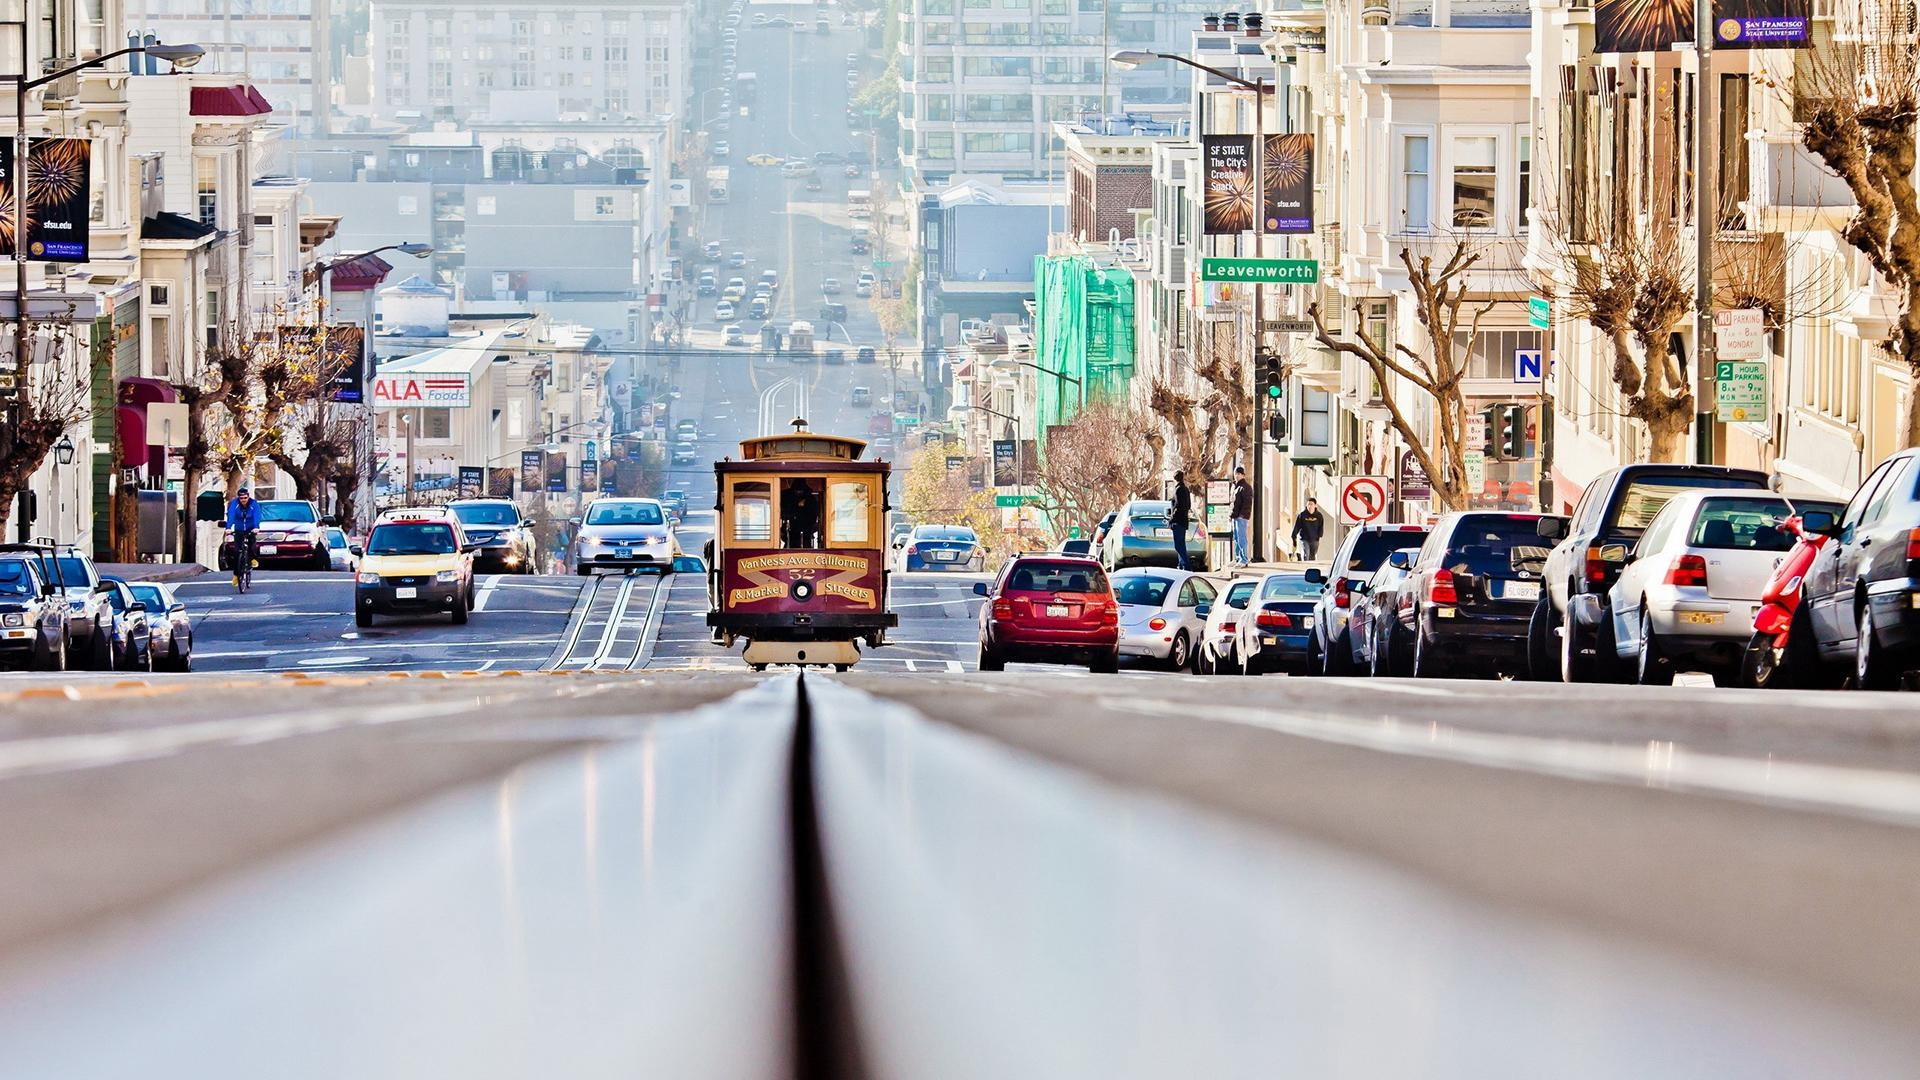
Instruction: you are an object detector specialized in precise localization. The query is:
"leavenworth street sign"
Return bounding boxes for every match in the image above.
[1199,258,1320,284]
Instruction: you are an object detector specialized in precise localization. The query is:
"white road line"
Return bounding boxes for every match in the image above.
[196,638,557,659]
[548,574,607,667]
[945,660,964,672]
[631,574,674,668]
[1102,698,1920,829]
[471,575,500,612]
[581,575,640,669]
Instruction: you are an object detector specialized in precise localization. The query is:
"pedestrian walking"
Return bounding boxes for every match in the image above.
[1291,498,1326,562]
[1170,471,1194,570]
[1229,466,1252,565]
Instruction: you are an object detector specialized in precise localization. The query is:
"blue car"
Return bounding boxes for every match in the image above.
[1235,569,1328,675]
[894,524,985,572]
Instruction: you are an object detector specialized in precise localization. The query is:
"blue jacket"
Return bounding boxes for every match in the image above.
[225,497,262,532]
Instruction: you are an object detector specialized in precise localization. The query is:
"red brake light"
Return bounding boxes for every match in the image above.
[1906,528,1920,561]
[1148,616,1167,631]
[1334,579,1351,609]
[1221,621,1236,633]
[1121,524,1133,536]
[1665,553,1708,589]
[1584,546,1609,584]
[992,599,1013,620]
[1255,608,1292,629]
[1428,568,1458,605]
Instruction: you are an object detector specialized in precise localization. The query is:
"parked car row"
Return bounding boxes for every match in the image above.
[0,544,193,671]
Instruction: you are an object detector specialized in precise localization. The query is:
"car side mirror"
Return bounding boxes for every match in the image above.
[169,602,187,614]
[1598,543,1630,564]
[569,517,583,526]
[1386,550,1413,570]
[1801,509,1839,536]
[128,601,146,613]
[321,516,339,527]
[462,544,480,554]
[1303,567,1326,585]
[972,581,989,597]
[1537,516,1568,541]
[1352,581,1372,594]
[1194,602,1212,619]
[349,545,364,557]
[93,582,115,594]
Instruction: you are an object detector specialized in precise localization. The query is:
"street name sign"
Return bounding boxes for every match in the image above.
[1200,258,1320,284]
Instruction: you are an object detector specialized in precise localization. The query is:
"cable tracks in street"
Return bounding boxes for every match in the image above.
[545,570,673,672]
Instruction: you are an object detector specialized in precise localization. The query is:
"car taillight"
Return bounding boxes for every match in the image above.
[1907,528,1920,561]
[1664,553,1708,589]
[1099,603,1118,626]
[1148,616,1167,631]
[1255,608,1292,628]
[1221,621,1236,633]
[1428,569,1458,605]
[1334,579,1351,609]
[1584,546,1610,584]
[1121,524,1133,536]
[992,599,1013,620]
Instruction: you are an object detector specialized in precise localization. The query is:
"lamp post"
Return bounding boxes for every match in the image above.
[317,242,429,526]
[1112,49,1274,560]
[52,432,72,543]
[956,402,1027,537]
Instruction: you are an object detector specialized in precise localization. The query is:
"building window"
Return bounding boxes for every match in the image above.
[922,94,952,120]
[424,408,452,440]
[594,195,616,215]
[147,283,170,307]
[1517,133,1531,230]
[1400,135,1429,231]
[1450,135,1498,228]
[195,157,218,227]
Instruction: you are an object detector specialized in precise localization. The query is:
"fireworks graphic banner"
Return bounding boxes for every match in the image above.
[1264,133,1315,235]
[1203,136,1255,236]
[1593,0,1809,52]
[0,138,92,261]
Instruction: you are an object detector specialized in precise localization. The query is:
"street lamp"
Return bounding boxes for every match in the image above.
[53,434,74,465]
[8,39,204,376]
[1109,48,1276,560]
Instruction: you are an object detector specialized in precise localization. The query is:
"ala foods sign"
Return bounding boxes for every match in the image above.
[372,372,471,408]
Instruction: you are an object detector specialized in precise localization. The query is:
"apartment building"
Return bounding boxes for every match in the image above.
[129,0,332,134]
[368,0,692,124]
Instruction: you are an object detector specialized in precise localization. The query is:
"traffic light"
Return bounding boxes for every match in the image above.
[1268,410,1289,447]
[1260,351,1284,401]
[1500,404,1526,459]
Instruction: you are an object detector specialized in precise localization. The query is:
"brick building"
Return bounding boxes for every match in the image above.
[1058,114,1188,246]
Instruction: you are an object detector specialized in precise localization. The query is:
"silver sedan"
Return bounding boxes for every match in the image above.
[1113,567,1217,671]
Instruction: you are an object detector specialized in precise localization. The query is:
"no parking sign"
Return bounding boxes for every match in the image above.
[1337,476,1391,525]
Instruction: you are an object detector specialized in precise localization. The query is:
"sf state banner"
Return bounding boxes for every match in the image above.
[1264,134,1314,235]
[1593,0,1810,52]
[1203,136,1255,235]
[0,138,92,261]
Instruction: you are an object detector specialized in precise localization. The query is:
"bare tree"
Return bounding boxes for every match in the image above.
[1147,320,1253,481]
[266,326,365,523]
[1030,399,1160,538]
[0,308,90,539]
[1795,0,1920,442]
[1309,240,1497,511]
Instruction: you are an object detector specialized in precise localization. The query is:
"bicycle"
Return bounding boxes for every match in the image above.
[231,531,255,593]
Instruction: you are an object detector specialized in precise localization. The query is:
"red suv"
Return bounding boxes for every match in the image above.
[974,555,1120,672]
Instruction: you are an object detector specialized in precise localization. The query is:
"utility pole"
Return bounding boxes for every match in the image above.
[1693,0,1717,465]
[1249,77,1269,562]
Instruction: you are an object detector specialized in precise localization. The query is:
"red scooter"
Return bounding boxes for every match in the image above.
[1739,506,1838,688]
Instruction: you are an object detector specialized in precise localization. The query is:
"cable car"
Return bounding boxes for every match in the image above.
[708,419,896,670]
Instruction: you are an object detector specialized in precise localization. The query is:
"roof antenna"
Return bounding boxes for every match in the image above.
[789,416,808,433]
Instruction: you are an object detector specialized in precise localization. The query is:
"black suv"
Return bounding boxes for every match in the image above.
[1306,522,1430,674]
[0,546,78,670]
[447,499,537,573]
[1380,512,1564,679]
[1532,464,1767,682]
[1802,447,1920,688]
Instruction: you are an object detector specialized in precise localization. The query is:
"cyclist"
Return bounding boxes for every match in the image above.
[225,487,262,590]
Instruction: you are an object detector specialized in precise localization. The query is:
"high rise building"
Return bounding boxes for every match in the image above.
[129,0,333,134]
[368,0,691,124]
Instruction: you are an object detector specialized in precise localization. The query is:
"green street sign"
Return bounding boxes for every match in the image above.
[894,412,921,425]
[1068,526,1082,539]
[1200,258,1319,284]
[995,494,1041,508]
[1714,360,1767,422]
[873,259,892,267]
[1528,296,1551,329]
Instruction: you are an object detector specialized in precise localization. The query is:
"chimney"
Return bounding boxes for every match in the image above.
[1222,12,1242,31]
[1202,13,1221,30]
[1244,12,1264,35]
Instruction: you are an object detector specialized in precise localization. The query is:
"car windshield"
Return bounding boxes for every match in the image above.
[1344,529,1429,579]
[368,523,457,555]
[257,501,317,523]
[1114,575,1173,606]
[1442,516,1556,577]
[129,585,166,609]
[453,504,519,526]
[1129,502,1172,522]
[1260,575,1323,600]
[103,586,131,612]
[1613,476,1762,533]
[1005,561,1108,594]
[1224,581,1256,609]
[1687,497,1841,552]
[53,557,91,587]
[917,527,976,542]
[0,561,35,597]
[586,501,665,526]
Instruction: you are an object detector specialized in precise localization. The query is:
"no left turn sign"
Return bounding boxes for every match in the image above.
[1338,476,1392,525]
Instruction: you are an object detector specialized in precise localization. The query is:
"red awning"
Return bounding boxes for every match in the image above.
[190,85,274,117]
[118,376,178,408]
[116,405,149,468]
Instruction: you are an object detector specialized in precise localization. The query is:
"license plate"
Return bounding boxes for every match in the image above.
[1681,611,1724,625]
[1502,581,1540,601]
[1046,604,1069,617]
[258,545,278,555]
[932,550,957,561]
[1303,616,1315,629]
[1154,528,1172,539]
[396,587,417,599]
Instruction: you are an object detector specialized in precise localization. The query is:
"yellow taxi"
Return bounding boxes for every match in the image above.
[355,507,478,627]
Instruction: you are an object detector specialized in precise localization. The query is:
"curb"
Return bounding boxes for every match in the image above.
[96,562,211,584]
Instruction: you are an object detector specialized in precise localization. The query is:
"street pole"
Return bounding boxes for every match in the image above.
[1249,77,1268,562]
[404,410,416,503]
[1693,0,1716,465]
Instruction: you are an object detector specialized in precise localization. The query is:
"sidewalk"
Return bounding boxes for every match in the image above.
[97,562,210,583]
